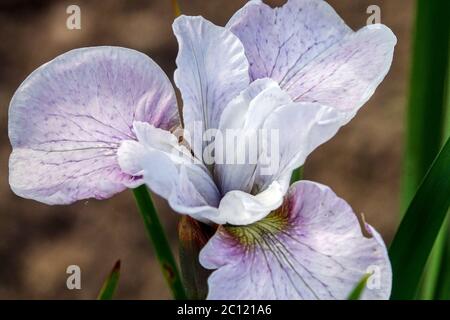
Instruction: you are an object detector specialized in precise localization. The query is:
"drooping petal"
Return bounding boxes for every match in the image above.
[228,0,396,114]
[217,180,285,226]
[9,47,179,204]
[200,181,392,300]
[119,121,285,226]
[118,122,221,223]
[173,15,250,159]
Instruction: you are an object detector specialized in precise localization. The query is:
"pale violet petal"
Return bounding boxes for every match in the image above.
[283,24,397,113]
[168,166,222,224]
[173,15,250,158]
[215,78,291,194]
[227,0,351,82]
[9,47,179,204]
[200,181,392,300]
[217,78,282,131]
[217,180,285,226]
[228,0,396,114]
[120,141,179,194]
[216,81,346,195]
[255,101,345,191]
[226,0,263,29]
[119,121,284,226]
[168,177,285,226]
[118,121,222,223]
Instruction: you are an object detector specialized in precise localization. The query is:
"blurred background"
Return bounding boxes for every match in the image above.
[0,0,413,299]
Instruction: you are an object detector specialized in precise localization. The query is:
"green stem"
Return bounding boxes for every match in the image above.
[132,185,186,299]
[97,260,121,300]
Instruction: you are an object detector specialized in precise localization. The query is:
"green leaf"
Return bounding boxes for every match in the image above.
[347,274,370,300]
[132,186,187,299]
[290,166,304,185]
[97,260,121,300]
[401,0,450,300]
[401,0,450,212]
[435,228,450,299]
[430,44,450,300]
[390,137,450,300]
[419,217,448,299]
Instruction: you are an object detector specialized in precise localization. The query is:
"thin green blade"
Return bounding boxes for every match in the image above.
[432,51,450,300]
[434,65,450,300]
[97,260,121,300]
[400,0,450,300]
[401,0,450,212]
[347,274,370,300]
[435,230,450,299]
[420,217,448,299]
[390,138,450,299]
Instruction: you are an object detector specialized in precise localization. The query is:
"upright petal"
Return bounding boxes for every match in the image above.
[214,79,346,225]
[215,78,291,195]
[255,101,345,191]
[9,47,179,204]
[173,15,250,158]
[216,78,347,199]
[200,181,392,300]
[228,0,396,114]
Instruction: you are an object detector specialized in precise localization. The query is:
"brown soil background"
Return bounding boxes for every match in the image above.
[0,0,413,299]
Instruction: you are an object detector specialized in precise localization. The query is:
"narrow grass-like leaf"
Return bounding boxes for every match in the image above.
[429,49,450,300]
[401,0,450,211]
[420,217,448,299]
[347,273,370,300]
[390,138,450,300]
[132,186,187,299]
[97,260,121,300]
[401,0,450,300]
[435,231,450,299]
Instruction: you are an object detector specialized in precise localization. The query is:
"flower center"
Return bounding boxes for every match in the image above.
[224,206,289,247]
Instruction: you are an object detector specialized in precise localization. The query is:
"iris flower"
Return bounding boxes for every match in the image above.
[8,0,396,299]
